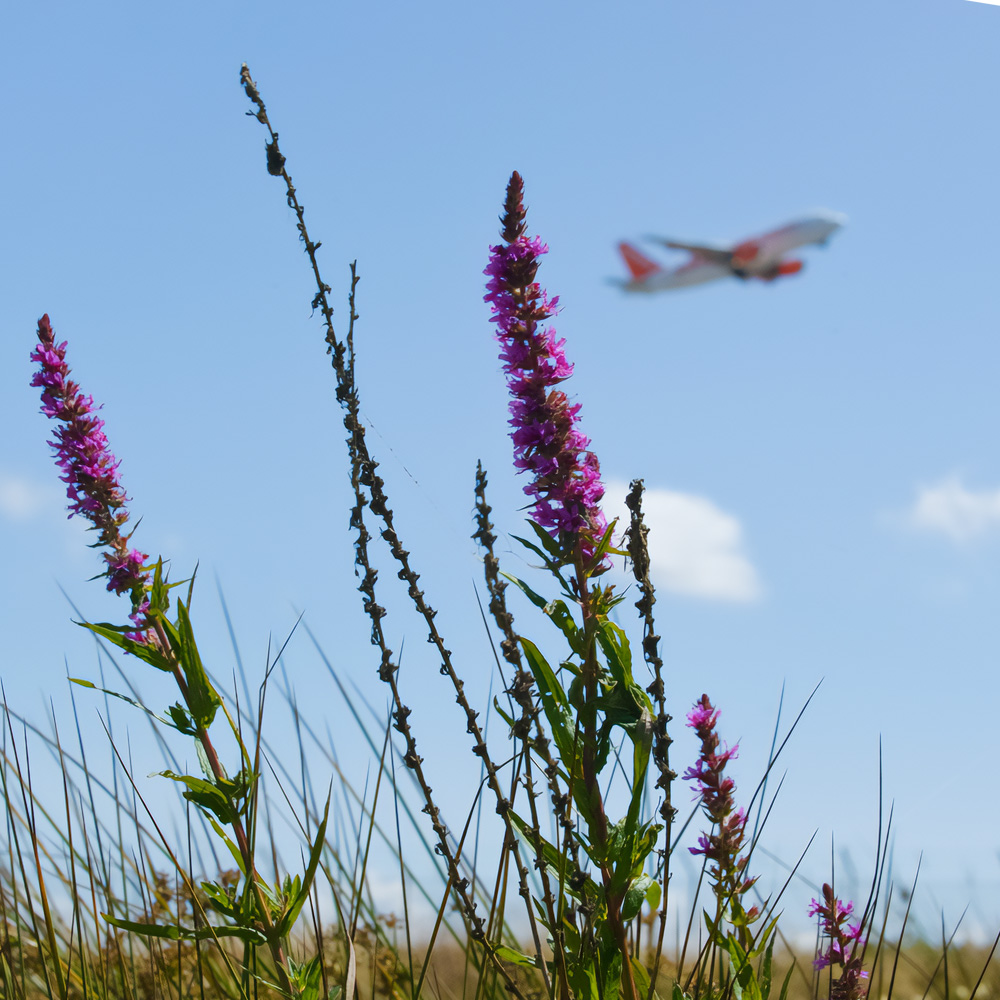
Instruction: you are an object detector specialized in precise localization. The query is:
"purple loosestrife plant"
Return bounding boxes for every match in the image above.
[482,175,661,1000]
[685,695,759,934]
[31,315,152,638]
[809,885,869,1000]
[30,315,325,996]
[484,171,610,585]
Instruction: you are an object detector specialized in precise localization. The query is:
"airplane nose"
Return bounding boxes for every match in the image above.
[819,209,848,230]
[811,210,846,245]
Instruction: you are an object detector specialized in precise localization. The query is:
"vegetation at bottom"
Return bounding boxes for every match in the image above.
[1,676,996,1000]
[4,64,997,1000]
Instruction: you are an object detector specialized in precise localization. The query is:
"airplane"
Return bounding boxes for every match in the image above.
[614,210,846,292]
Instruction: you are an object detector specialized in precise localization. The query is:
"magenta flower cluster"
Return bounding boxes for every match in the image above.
[31,315,151,636]
[809,884,868,999]
[684,695,757,913]
[484,172,608,568]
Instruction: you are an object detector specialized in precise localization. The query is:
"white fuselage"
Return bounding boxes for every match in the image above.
[738,214,845,267]
[633,261,731,292]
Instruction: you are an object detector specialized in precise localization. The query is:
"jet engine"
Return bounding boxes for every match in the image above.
[758,259,804,281]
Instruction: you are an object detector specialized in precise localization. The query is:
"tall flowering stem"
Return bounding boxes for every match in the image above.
[31,315,152,636]
[484,175,659,1000]
[484,171,610,593]
[30,315,300,994]
[809,885,869,1000]
[684,695,758,934]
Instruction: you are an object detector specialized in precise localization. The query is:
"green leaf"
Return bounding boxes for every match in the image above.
[625,706,655,834]
[509,534,557,568]
[559,910,581,953]
[492,697,516,731]
[519,637,578,767]
[503,572,553,612]
[622,873,654,921]
[508,812,601,905]
[569,960,599,1000]
[726,933,762,1000]
[596,620,634,687]
[287,955,324,1000]
[509,522,575,589]
[776,963,794,1000]
[585,519,620,574]
[543,599,585,654]
[103,913,266,944]
[201,879,240,920]
[68,679,174,727]
[172,600,221,730]
[158,770,234,824]
[644,879,662,914]
[1,951,16,1000]
[526,518,567,561]
[208,816,247,876]
[148,557,189,613]
[595,681,646,734]
[495,945,539,969]
[603,814,661,907]
[166,703,198,736]
[501,573,585,654]
[704,908,723,946]
[78,622,175,671]
[630,958,651,1000]
[672,983,692,1000]
[759,935,774,1000]
[276,794,330,937]
[255,876,281,911]
[602,951,623,1000]
[531,894,551,931]
[740,913,779,960]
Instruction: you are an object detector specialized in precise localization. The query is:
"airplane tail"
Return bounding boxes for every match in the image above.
[618,242,661,282]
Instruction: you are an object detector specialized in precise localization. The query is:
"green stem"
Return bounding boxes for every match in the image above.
[573,552,641,1000]
[150,618,294,996]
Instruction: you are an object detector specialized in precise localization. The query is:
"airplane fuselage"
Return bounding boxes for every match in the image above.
[628,261,730,292]
[618,211,846,293]
[733,215,844,269]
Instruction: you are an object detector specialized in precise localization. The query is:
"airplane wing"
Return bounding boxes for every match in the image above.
[646,237,733,266]
[615,241,731,291]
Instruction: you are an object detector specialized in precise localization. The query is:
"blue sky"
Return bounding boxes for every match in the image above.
[4,0,1000,935]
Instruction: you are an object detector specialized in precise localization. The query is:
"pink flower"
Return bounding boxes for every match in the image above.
[31,315,151,638]
[809,884,869,999]
[684,695,757,908]
[485,172,609,571]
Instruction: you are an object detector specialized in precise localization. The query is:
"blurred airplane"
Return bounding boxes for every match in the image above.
[614,210,846,292]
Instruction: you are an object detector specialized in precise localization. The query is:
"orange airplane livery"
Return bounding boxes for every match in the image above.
[615,211,846,292]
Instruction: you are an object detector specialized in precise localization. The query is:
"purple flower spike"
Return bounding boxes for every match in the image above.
[485,172,609,572]
[809,884,869,1000]
[684,694,758,918]
[31,315,151,639]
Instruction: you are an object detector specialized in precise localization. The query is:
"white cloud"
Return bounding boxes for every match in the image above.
[604,479,762,602]
[908,476,1000,542]
[0,473,60,522]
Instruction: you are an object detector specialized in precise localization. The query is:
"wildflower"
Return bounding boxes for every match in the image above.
[484,171,608,570]
[31,315,151,637]
[809,883,869,1000]
[684,694,757,915]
